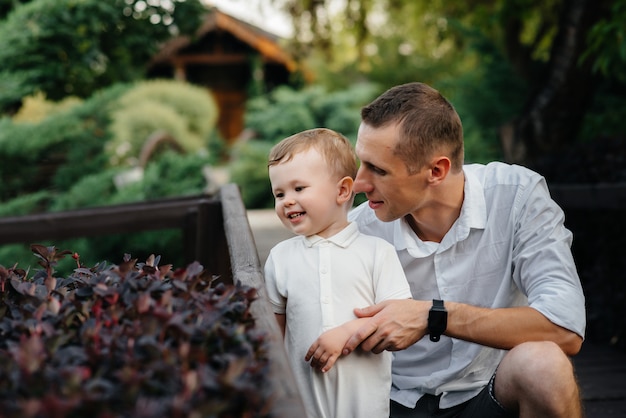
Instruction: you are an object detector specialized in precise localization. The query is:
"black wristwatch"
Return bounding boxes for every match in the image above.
[428,299,447,342]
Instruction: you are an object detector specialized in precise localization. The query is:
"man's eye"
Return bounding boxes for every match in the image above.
[365,162,386,175]
[371,166,386,175]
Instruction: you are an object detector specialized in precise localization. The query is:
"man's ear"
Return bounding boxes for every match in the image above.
[337,176,354,204]
[428,156,451,185]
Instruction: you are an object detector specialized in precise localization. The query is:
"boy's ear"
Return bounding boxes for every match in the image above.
[337,176,354,204]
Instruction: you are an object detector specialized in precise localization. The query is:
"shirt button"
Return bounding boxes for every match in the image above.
[322,297,330,304]
[320,266,327,274]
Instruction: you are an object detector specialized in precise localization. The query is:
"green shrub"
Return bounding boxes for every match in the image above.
[107,80,218,167]
[12,92,82,123]
[49,170,121,212]
[0,83,128,201]
[117,79,218,139]
[245,86,318,141]
[228,141,274,209]
[244,83,379,144]
[140,151,211,199]
[108,101,190,166]
[0,191,53,217]
[311,83,380,137]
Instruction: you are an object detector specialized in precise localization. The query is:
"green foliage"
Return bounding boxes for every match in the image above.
[578,82,626,142]
[0,191,52,217]
[229,141,274,209]
[245,83,379,142]
[109,102,190,166]
[245,86,318,141]
[0,83,127,201]
[0,0,205,111]
[583,0,626,83]
[12,92,82,123]
[0,151,212,269]
[0,79,216,205]
[119,80,218,140]
[310,83,380,137]
[0,0,32,19]
[0,70,33,111]
[0,80,215,269]
[107,80,218,166]
[0,247,271,416]
[435,28,528,163]
[48,170,121,213]
[140,151,211,199]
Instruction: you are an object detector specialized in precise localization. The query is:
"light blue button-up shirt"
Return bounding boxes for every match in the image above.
[349,162,586,409]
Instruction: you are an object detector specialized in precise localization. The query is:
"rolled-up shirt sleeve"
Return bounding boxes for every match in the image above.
[512,176,586,338]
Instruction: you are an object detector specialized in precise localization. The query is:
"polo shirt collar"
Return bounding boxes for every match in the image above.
[305,222,359,248]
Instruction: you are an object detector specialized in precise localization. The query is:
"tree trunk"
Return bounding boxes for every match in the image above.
[500,0,607,165]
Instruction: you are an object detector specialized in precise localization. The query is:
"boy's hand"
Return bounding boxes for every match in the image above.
[305,325,349,372]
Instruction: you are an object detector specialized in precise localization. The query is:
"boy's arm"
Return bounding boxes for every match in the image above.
[305,317,371,373]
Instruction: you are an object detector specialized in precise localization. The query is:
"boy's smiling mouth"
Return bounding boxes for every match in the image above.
[287,211,306,219]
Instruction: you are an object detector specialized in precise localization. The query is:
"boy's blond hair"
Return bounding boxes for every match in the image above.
[268,128,357,181]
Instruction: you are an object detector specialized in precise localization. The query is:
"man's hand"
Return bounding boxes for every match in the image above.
[342,299,430,355]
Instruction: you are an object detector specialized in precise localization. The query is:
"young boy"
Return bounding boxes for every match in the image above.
[264,128,412,418]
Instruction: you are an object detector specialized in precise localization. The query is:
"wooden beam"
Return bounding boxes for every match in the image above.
[172,53,249,65]
[0,195,219,245]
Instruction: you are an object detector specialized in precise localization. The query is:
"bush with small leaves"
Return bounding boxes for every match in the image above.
[0,245,271,418]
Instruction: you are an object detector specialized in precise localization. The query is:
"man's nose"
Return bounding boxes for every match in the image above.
[353,167,370,193]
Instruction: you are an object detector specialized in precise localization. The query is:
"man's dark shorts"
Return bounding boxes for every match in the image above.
[390,374,515,418]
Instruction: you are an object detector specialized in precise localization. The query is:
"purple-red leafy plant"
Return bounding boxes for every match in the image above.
[0,245,271,418]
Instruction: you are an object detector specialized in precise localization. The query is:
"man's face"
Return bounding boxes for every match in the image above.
[354,121,429,222]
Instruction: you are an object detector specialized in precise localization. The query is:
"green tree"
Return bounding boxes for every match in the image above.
[0,0,32,19]
[278,0,624,165]
[0,0,205,112]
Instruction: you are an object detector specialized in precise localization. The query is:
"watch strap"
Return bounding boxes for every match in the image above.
[428,299,447,342]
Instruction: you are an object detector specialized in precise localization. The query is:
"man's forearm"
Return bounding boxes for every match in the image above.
[445,303,583,355]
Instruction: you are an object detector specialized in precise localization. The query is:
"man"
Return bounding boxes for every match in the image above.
[343,82,585,417]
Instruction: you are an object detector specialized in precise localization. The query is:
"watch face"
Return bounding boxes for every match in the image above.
[429,311,447,331]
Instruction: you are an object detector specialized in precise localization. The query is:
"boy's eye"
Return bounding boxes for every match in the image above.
[295,186,304,192]
[274,192,284,198]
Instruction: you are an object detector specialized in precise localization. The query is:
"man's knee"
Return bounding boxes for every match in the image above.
[517,341,572,374]
[494,341,580,415]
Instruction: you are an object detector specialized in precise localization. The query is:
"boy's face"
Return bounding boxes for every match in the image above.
[269,147,349,238]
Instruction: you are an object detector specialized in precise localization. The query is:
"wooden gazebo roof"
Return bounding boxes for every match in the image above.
[150,7,297,73]
[148,7,300,141]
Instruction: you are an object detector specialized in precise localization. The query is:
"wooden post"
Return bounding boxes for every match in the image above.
[219,184,306,416]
